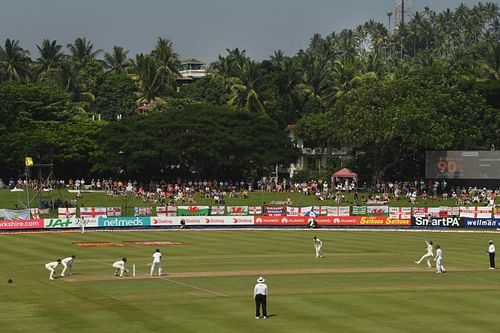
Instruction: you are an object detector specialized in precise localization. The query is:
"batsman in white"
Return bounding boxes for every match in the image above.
[61,255,75,277]
[45,259,61,280]
[112,258,129,277]
[313,236,323,258]
[150,249,163,276]
[415,239,434,267]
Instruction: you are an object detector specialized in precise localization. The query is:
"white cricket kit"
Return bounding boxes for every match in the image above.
[489,244,496,253]
[150,252,162,276]
[61,257,74,276]
[112,260,128,277]
[313,238,323,258]
[253,283,268,298]
[416,240,434,267]
[435,248,446,273]
[45,261,59,280]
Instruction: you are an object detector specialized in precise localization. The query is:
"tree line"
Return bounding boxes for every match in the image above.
[0,2,498,181]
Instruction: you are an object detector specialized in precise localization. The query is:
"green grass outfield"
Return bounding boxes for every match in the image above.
[1,229,499,332]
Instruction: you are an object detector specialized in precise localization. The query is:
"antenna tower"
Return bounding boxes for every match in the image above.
[394,0,414,28]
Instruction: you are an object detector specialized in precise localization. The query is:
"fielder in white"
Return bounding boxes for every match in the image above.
[434,245,446,274]
[313,236,323,258]
[112,258,129,277]
[61,255,75,277]
[45,259,61,280]
[150,249,163,276]
[415,240,434,267]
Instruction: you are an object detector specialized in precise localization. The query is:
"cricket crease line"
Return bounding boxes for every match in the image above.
[156,274,228,297]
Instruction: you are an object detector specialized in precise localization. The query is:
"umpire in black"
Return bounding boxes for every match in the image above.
[253,277,268,319]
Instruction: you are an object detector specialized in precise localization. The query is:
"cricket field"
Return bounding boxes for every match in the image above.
[1,229,499,333]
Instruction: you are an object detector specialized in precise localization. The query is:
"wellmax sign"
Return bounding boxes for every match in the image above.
[98,217,151,227]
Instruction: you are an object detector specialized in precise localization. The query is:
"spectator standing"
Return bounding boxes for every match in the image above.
[488,240,495,270]
[254,277,268,319]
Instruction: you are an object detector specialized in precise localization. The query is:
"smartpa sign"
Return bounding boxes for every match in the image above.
[411,217,462,228]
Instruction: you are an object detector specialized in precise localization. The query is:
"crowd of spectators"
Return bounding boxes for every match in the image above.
[0,177,497,207]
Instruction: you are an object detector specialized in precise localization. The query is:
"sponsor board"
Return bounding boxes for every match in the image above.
[98,217,151,227]
[151,216,254,226]
[359,216,410,225]
[411,216,462,227]
[253,216,410,226]
[463,218,500,228]
[0,219,44,229]
[44,218,80,228]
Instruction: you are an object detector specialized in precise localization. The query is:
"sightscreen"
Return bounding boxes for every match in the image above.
[425,151,500,179]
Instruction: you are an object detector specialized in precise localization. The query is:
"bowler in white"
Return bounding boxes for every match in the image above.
[61,255,75,276]
[415,240,433,268]
[313,236,323,258]
[112,258,129,277]
[150,249,162,276]
[45,259,61,280]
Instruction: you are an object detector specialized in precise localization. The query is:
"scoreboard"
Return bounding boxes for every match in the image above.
[426,151,500,179]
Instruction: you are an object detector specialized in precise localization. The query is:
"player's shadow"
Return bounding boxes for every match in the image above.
[266,314,277,318]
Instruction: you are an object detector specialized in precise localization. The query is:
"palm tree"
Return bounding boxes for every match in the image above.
[131,53,166,105]
[36,39,64,80]
[228,59,266,115]
[151,37,180,85]
[67,37,102,66]
[104,46,129,74]
[0,38,31,82]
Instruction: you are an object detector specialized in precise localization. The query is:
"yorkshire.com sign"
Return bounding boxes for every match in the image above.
[411,216,462,228]
[98,217,151,227]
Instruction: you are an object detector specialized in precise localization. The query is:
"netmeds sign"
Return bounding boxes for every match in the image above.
[98,217,151,227]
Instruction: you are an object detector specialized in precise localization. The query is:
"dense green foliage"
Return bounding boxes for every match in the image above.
[0,3,498,180]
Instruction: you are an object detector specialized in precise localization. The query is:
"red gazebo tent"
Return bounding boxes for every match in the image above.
[331,168,358,190]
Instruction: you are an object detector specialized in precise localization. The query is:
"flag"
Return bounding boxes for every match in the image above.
[312,206,327,216]
[325,206,350,216]
[80,207,107,218]
[58,207,77,218]
[460,206,493,218]
[227,206,249,216]
[157,206,177,216]
[177,206,210,216]
[389,207,412,219]
[352,206,367,216]
[106,207,122,217]
[287,206,313,216]
[367,206,389,216]
[134,207,152,216]
[31,208,40,219]
[210,206,226,216]
[494,207,500,219]
[0,209,30,220]
[263,206,286,216]
[248,206,262,215]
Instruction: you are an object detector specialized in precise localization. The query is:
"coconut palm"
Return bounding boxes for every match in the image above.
[36,39,64,80]
[228,59,266,115]
[151,38,180,85]
[0,38,31,82]
[67,37,102,66]
[104,46,129,74]
[131,53,166,105]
